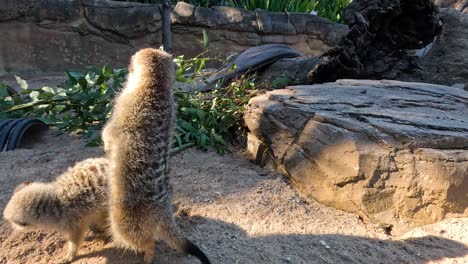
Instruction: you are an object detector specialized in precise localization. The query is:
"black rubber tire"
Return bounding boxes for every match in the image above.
[0,118,25,151]
[0,118,15,132]
[6,119,48,151]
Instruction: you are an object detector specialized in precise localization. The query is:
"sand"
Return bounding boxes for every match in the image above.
[0,130,467,264]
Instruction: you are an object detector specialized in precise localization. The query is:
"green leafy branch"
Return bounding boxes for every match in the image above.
[1,56,260,153]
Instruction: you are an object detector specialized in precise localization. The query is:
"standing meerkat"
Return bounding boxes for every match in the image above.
[102,48,210,264]
[2,157,109,263]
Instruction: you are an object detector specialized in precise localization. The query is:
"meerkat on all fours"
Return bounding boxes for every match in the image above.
[3,157,110,263]
[102,48,211,264]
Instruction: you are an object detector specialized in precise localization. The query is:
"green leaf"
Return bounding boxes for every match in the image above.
[41,86,55,94]
[85,73,96,86]
[66,71,81,84]
[202,29,209,49]
[86,138,101,147]
[29,91,40,100]
[67,71,85,80]
[102,65,112,77]
[184,132,192,142]
[174,134,182,146]
[70,93,84,101]
[176,76,190,83]
[15,76,28,90]
[197,58,206,74]
[96,73,106,86]
[113,68,127,77]
[77,77,88,90]
[197,109,205,122]
[37,92,54,100]
[0,82,9,97]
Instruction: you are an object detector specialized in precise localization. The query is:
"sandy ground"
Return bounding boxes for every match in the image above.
[0,130,467,264]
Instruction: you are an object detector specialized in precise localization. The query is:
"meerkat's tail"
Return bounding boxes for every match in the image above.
[162,224,211,264]
[179,238,211,264]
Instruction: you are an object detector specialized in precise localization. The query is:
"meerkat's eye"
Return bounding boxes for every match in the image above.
[15,221,28,227]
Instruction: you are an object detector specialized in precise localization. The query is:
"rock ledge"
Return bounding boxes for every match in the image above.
[245,79,468,233]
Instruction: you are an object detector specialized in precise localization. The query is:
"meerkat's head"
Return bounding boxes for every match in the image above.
[127,48,175,88]
[3,181,56,231]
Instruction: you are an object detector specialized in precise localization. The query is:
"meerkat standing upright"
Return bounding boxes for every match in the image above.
[102,48,210,264]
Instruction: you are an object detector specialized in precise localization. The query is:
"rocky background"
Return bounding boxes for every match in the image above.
[435,0,468,12]
[0,0,346,74]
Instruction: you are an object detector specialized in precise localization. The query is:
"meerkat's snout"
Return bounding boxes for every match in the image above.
[3,184,39,231]
[3,181,33,228]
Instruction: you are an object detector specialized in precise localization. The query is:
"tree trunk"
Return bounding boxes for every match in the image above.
[307,0,442,84]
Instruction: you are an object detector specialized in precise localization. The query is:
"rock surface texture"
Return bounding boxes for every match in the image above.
[260,56,321,87]
[405,8,468,87]
[0,0,347,74]
[244,79,468,234]
[435,0,468,12]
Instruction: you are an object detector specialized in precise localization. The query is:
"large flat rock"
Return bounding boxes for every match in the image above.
[244,79,468,233]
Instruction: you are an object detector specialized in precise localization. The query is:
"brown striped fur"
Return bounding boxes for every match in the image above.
[102,48,210,264]
[2,157,109,263]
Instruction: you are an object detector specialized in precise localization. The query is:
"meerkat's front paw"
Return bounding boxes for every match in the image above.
[59,253,75,264]
[143,248,155,264]
[61,241,79,263]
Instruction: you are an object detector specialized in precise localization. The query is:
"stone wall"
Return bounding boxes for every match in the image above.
[0,0,347,74]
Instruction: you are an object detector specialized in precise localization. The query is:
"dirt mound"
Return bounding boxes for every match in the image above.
[0,130,467,263]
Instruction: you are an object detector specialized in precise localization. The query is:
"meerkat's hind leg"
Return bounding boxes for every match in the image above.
[62,222,87,263]
[89,224,111,244]
[89,211,110,243]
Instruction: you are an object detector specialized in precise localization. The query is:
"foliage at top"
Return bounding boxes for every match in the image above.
[227,0,352,22]
[118,0,351,23]
[227,0,314,13]
[115,0,222,7]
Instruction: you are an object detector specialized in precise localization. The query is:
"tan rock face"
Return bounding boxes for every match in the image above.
[244,79,468,234]
[0,0,347,74]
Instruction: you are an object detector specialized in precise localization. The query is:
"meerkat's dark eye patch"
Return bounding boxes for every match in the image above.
[12,220,29,227]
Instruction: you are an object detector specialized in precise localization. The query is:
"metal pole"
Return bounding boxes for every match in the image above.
[162,0,172,53]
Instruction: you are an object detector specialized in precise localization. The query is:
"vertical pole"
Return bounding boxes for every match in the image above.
[162,0,172,53]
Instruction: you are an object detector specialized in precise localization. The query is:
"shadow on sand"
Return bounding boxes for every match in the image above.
[73,215,468,264]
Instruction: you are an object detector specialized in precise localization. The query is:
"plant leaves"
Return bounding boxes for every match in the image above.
[0,82,9,97]
[29,91,40,100]
[15,76,28,90]
[203,29,209,49]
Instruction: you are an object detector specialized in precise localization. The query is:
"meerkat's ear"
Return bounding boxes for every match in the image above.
[128,55,135,73]
[13,181,31,194]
